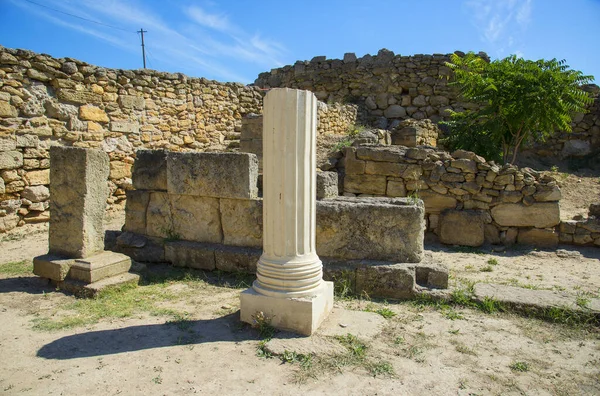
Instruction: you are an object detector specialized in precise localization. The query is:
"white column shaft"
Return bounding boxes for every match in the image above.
[253,88,323,298]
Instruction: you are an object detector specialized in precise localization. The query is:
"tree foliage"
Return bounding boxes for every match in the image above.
[441,53,594,164]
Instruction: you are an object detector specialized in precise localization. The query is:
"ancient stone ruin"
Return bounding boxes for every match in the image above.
[32,146,138,295]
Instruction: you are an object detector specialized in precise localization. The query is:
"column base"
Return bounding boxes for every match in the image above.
[240,281,334,336]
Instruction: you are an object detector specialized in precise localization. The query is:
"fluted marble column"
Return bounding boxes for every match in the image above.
[240,88,333,335]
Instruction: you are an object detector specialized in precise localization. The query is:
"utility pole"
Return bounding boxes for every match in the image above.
[137,28,147,68]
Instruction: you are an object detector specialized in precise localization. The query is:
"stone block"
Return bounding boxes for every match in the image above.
[167,152,258,199]
[0,151,23,170]
[417,190,457,214]
[533,185,561,202]
[0,213,19,233]
[57,89,102,104]
[164,240,216,270]
[110,121,139,134]
[114,232,165,263]
[48,147,109,258]
[21,185,50,202]
[484,224,501,244]
[517,228,559,248]
[356,146,404,162]
[118,95,145,110]
[491,203,560,228]
[220,198,262,247]
[123,190,150,234]
[415,262,449,289]
[27,169,50,185]
[559,220,577,234]
[0,138,17,152]
[33,254,74,281]
[145,191,172,238]
[387,180,406,197]
[355,263,415,299]
[16,134,39,148]
[0,102,18,118]
[439,210,485,247]
[109,161,132,180]
[79,105,109,122]
[67,251,132,283]
[171,195,222,243]
[589,203,600,217]
[240,282,334,336]
[132,150,168,191]
[316,171,338,200]
[316,197,424,263]
[343,174,387,195]
[215,245,261,273]
[365,161,404,176]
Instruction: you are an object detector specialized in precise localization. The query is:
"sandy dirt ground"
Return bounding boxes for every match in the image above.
[1,212,599,395]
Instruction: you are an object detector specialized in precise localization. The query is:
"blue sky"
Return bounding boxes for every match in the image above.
[0,0,598,84]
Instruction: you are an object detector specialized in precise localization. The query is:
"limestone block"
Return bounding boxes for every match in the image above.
[109,161,132,180]
[533,185,561,202]
[220,198,262,247]
[415,262,449,289]
[589,203,600,217]
[344,174,387,195]
[33,255,73,281]
[559,220,577,234]
[0,138,17,152]
[439,210,484,247]
[132,150,168,191]
[417,190,457,214]
[383,105,406,118]
[387,180,406,197]
[491,203,560,228]
[114,232,165,263]
[16,135,39,148]
[561,139,591,157]
[573,233,593,245]
[484,224,501,244]
[123,190,150,234]
[0,151,23,170]
[0,177,4,194]
[356,146,404,162]
[110,121,139,134]
[316,171,338,199]
[517,228,559,248]
[118,95,145,110]
[215,245,261,273]
[79,105,109,122]
[171,195,222,243]
[0,213,19,233]
[57,89,102,104]
[48,147,109,258]
[21,185,50,202]
[164,240,216,270]
[145,191,172,238]
[355,263,415,299]
[167,152,258,199]
[451,159,477,173]
[67,251,132,283]
[365,161,404,176]
[316,197,424,263]
[0,102,18,118]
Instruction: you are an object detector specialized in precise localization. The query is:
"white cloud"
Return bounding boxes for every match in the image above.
[7,0,285,83]
[465,0,532,57]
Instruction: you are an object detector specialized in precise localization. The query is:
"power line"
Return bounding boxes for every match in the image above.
[22,0,134,32]
[137,28,147,68]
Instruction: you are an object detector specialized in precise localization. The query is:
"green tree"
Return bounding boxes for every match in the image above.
[441,53,594,164]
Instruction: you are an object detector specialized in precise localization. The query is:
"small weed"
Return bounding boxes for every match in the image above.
[151,375,163,384]
[444,309,465,320]
[161,227,181,242]
[448,329,460,335]
[368,361,395,377]
[454,342,478,356]
[333,270,355,300]
[509,361,529,372]
[394,336,405,345]
[480,297,504,314]
[487,258,498,265]
[375,308,396,319]
[576,295,591,309]
[480,265,494,272]
[550,165,559,173]
[256,340,273,359]
[335,333,368,360]
[251,311,275,340]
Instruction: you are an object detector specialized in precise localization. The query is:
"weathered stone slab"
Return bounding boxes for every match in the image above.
[215,245,261,273]
[57,89,102,104]
[110,121,139,134]
[0,138,17,152]
[79,105,109,122]
[0,151,23,170]
[164,240,216,270]
[48,147,109,258]
[220,198,262,247]
[316,197,424,262]
[0,102,18,118]
[114,232,165,263]
[26,169,49,186]
[355,262,416,299]
[145,191,172,238]
[33,254,74,281]
[171,195,222,243]
[517,228,559,248]
[417,190,457,214]
[439,210,484,247]
[167,152,258,199]
[132,150,167,191]
[123,190,150,234]
[68,251,132,283]
[343,174,387,195]
[415,262,449,289]
[355,146,405,162]
[491,203,560,228]
[118,95,145,110]
[21,185,50,202]
[316,171,338,200]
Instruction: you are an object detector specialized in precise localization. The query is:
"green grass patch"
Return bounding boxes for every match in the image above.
[509,361,529,372]
[0,260,33,276]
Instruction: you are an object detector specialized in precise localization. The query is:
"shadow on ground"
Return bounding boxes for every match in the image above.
[0,276,54,295]
[36,311,263,360]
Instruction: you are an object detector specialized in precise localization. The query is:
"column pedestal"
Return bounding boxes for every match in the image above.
[240,88,333,336]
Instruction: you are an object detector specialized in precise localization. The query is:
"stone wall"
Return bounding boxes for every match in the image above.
[255,49,600,158]
[339,145,574,248]
[0,45,264,231]
[112,150,446,298]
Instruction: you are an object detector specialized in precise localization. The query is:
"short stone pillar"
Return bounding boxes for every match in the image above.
[33,147,137,296]
[240,88,334,335]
